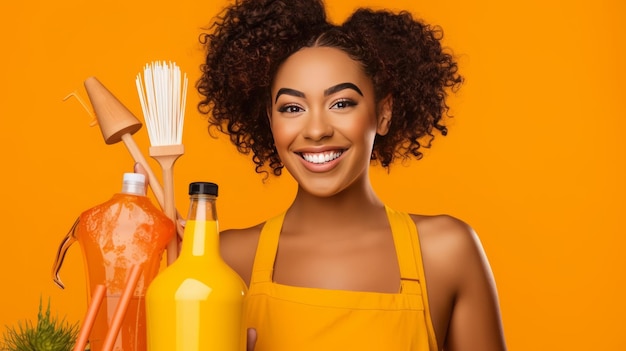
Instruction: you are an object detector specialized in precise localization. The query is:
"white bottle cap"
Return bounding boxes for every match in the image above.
[123,172,146,184]
[122,173,146,195]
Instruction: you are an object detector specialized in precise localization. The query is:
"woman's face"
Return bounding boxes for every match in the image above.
[269,46,390,197]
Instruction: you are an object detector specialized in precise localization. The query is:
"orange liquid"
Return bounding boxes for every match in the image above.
[88,296,146,351]
[76,193,175,351]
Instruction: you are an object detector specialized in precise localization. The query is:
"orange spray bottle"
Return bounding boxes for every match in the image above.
[52,173,175,351]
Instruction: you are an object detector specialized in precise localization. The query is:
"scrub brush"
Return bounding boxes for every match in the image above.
[136,61,188,265]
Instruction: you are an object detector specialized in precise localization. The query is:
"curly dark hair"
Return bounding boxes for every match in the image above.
[197,0,462,176]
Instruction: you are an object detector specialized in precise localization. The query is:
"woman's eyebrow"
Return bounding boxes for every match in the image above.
[274,82,363,103]
[324,82,363,97]
[275,88,305,103]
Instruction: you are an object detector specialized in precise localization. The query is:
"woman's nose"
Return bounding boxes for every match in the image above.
[302,110,333,141]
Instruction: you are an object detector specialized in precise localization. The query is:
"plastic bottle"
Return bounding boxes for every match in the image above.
[145,182,247,351]
[52,173,176,351]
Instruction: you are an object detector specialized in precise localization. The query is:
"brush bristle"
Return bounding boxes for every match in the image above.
[136,61,188,146]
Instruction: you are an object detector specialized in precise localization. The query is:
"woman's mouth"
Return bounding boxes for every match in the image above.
[299,150,344,164]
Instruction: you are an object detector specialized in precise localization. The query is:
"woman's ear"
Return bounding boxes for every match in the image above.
[376,94,393,135]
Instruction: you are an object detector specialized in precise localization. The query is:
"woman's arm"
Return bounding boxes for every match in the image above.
[417,215,507,351]
[445,222,506,350]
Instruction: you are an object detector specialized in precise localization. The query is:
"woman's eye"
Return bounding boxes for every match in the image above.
[278,104,304,113]
[331,99,356,109]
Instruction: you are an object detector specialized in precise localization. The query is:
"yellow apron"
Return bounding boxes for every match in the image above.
[244,206,438,350]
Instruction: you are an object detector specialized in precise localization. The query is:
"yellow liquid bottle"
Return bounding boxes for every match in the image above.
[145,182,247,351]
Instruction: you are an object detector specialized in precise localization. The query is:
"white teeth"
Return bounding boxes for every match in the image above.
[301,151,342,164]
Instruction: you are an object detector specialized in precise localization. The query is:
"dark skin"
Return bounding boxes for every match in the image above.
[218,47,506,351]
[221,205,506,350]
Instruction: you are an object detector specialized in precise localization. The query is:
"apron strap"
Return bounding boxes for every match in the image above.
[386,205,421,283]
[250,211,286,284]
[386,205,438,347]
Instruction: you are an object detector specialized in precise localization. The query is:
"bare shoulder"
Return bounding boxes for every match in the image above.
[411,214,486,275]
[220,223,264,286]
[411,214,507,350]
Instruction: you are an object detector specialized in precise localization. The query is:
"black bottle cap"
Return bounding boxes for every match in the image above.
[189,182,218,196]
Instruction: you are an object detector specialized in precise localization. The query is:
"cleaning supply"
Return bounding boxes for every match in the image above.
[136,61,188,265]
[52,173,176,351]
[145,182,247,351]
[83,76,166,211]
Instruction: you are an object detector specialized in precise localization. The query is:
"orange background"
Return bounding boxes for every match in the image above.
[1,0,624,349]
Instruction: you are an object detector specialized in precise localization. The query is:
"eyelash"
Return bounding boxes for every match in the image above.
[331,99,356,109]
[277,104,304,113]
[277,99,357,113]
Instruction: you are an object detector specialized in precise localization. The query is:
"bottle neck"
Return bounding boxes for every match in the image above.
[179,194,220,260]
[121,182,146,196]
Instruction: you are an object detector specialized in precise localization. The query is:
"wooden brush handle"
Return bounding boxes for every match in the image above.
[150,144,185,265]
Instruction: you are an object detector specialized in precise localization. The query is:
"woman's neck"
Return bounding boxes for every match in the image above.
[284,180,387,237]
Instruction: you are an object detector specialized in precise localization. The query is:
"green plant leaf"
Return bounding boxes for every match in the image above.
[1,296,80,351]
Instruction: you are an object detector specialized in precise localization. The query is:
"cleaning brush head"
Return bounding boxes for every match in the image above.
[135,61,188,146]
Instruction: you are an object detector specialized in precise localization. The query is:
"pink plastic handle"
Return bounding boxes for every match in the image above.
[73,284,106,351]
[101,265,142,351]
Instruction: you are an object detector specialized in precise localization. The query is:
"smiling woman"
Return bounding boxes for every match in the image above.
[195,0,506,350]
[270,46,385,195]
